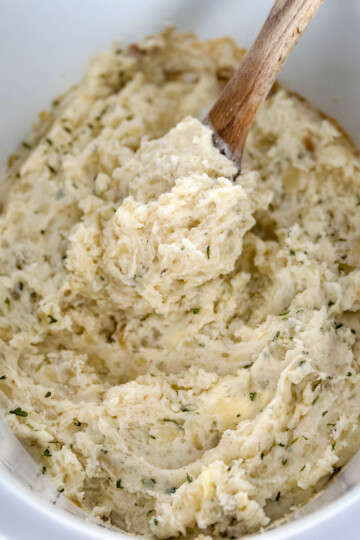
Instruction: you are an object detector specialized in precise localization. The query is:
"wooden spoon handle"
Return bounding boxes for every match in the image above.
[204,0,324,169]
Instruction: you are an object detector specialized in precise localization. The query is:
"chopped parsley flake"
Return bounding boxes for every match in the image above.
[279,443,285,447]
[289,249,295,256]
[275,491,281,502]
[322,411,328,417]
[347,372,352,377]
[206,245,210,259]
[286,438,298,448]
[0,375,6,380]
[163,418,180,425]
[101,449,109,454]
[10,407,28,417]
[300,464,306,472]
[249,392,257,401]
[278,309,290,316]
[143,478,156,489]
[186,473,193,483]
[281,458,288,466]
[116,479,123,489]
[153,519,159,526]
[22,142,32,149]
[149,435,156,439]
[312,396,319,405]
[43,448,52,457]
[351,329,356,334]
[44,391,51,398]
[298,360,305,367]
[272,331,280,341]
[335,323,343,329]
[45,138,53,146]
[47,164,57,174]
[192,307,200,314]
[328,300,335,307]
[4,297,10,306]
[260,452,264,460]
[331,442,336,451]
[48,315,58,324]
[42,466,47,474]
[243,362,254,369]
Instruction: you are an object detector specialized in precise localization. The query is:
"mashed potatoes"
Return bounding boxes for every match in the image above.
[1,29,360,539]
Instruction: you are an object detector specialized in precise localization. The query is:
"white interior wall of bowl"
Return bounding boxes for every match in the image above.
[1,0,360,539]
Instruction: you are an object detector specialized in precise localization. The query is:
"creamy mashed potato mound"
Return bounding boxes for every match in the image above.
[1,30,360,539]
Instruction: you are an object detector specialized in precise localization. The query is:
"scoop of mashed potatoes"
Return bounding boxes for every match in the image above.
[1,29,360,539]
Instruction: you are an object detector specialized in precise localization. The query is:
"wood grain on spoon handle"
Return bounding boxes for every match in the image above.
[204,0,324,169]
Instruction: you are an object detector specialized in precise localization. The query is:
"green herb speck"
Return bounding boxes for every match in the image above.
[300,464,306,472]
[43,448,52,457]
[322,411,328,417]
[143,478,156,489]
[192,308,200,314]
[243,362,254,370]
[249,392,257,402]
[47,164,57,174]
[9,407,28,417]
[163,418,179,426]
[4,297,10,306]
[116,479,123,489]
[186,473,193,483]
[44,391,51,398]
[48,315,58,324]
[42,466,47,474]
[206,246,210,259]
[275,491,281,502]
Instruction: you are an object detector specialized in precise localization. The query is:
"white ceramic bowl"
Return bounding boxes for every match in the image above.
[1,1,360,538]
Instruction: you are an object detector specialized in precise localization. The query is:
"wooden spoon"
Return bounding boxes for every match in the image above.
[203,0,324,170]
